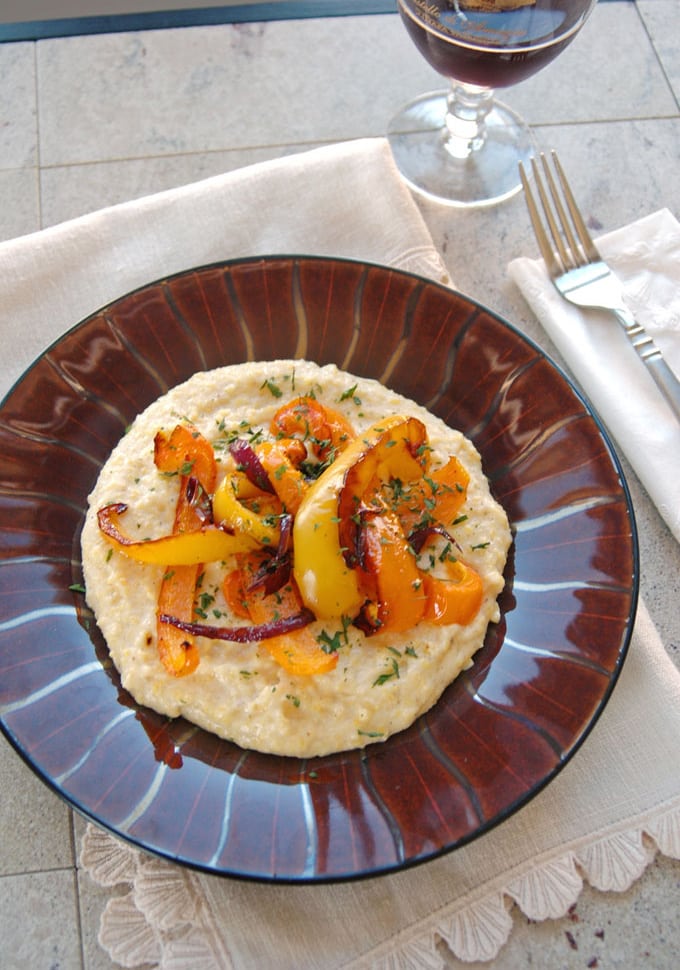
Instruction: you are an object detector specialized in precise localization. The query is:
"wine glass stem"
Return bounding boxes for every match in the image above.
[444,82,495,159]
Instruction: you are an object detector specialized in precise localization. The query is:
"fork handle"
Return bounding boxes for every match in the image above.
[615,308,680,420]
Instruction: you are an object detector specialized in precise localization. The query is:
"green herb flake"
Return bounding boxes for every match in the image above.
[261,378,283,398]
[372,658,400,687]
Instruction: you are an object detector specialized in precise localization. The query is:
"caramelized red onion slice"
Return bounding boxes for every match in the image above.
[186,475,213,524]
[246,513,293,595]
[159,608,315,642]
[229,438,274,493]
[408,523,460,555]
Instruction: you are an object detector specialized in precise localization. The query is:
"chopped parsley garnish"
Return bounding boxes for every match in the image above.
[261,378,283,398]
[373,658,400,687]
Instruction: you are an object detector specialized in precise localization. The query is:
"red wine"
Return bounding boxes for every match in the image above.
[399,1,595,89]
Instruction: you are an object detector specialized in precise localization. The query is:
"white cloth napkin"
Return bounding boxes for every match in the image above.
[1,139,679,968]
[0,138,448,400]
[508,209,680,543]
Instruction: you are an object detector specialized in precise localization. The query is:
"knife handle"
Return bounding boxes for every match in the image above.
[615,308,680,420]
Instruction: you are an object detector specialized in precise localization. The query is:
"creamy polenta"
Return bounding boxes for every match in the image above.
[82,360,511,757]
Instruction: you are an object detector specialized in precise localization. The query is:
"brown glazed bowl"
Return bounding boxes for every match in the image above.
[0,256,637,882]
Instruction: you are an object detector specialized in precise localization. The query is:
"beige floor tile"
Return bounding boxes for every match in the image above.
[638,0,680,103]
[39,142,313,228]
[0,869,82,970]
[508,2,678,125]
[35,16,438,167]
[0,168,41,242]
[0,736,74,874]
[0,41,37,169]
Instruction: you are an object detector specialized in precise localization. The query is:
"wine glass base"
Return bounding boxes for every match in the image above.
[388,90,536,208]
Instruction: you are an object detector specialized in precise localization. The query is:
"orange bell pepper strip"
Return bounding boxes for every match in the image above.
[392,455,470,534]
[421,558,484,627]
[270,395,355,461]
[353,508,426,635]
[223,555,338,676]
[337,416,429,569]
[154,423,216,488]
[255,440,309,515]
[153,424,218,677]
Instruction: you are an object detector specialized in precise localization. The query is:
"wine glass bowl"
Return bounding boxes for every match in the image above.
[388,0,597,207]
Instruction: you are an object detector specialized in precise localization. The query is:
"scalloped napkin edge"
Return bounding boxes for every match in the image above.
[80,599,680,968]
[508,209,680,544]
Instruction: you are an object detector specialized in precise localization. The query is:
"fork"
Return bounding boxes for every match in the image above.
[519,151,680,420]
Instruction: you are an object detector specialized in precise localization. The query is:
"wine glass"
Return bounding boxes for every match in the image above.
[388,0,597,207]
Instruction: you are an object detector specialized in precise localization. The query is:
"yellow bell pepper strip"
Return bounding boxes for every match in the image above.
[353,508,426,636]
[221,554,338,675]
[270,395,355,462]
[212,475,280,547]
[293,415,414,620]
[337,416,429,570]
[97,503,259,564]
[421,558,484,627]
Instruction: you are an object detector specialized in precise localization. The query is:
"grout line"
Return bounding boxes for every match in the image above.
[72,818,88,970]
[634,0,680,114]
[0,863,76,880]
[32,39,45,230]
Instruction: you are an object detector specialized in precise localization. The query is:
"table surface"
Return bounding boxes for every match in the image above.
[0,3,679,968]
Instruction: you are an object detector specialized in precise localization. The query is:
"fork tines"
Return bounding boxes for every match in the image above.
[519,151,600,277]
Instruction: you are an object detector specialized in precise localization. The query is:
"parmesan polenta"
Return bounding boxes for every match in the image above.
[82,360,511,757]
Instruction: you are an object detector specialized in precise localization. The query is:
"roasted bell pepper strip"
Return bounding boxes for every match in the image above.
[293,415,415,620]
[222,567,252,619]
[255,440,308,515]
[153,425,220,676]
[421,558,484,627]
[151,424,222,677]
[392,455,470,534]
[97,503,259,564]
[212,475,280,547]
[224,555,338,675]
[337,416,428,569]
[353,508,426,635]
[270,395,355,461]
[154,423,216,486]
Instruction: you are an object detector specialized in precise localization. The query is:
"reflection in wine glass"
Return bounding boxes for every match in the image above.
[388,0,597,207]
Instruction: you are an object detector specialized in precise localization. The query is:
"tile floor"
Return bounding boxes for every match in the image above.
[0,3,679,968]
